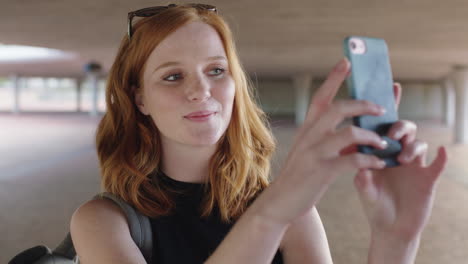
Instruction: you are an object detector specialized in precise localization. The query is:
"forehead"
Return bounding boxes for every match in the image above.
[147,21,226,64]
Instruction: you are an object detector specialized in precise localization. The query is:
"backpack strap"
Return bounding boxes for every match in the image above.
[52,192,153,263]
[53,232,76,259]
[94,192,153,262]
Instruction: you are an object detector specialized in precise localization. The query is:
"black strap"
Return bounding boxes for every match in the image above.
[53,233,76,259]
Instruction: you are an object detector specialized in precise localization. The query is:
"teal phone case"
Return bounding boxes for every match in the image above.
[343,36,401,167]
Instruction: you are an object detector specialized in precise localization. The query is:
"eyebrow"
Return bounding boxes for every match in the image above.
[153,56,227,74]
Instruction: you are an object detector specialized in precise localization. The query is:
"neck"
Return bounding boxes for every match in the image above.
[160,138,217,183]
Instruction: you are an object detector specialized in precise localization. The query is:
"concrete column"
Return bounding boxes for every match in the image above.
[84,61,102,116]
[22,77,28,90]
[10,74,20,113]
[292,74,313,125]
[75,78,83,112]
[442,78,455,127]
[451,66,468,144]
[41,77,47,95]
[88,72,99,116]
[426,83,444,121]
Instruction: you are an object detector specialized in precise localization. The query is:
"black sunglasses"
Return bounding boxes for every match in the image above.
[127,3,217,39]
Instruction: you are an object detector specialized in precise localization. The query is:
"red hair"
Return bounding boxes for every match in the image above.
[96,5,276,222]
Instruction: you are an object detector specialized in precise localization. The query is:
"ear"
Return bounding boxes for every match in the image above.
[393,82,402,110]
[134,86,149,115]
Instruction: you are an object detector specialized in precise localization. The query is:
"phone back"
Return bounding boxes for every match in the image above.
[344,36,401,166]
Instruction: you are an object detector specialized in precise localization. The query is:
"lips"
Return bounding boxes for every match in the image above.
[184,110,216,118]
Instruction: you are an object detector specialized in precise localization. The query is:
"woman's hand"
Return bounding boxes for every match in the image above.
[259,58,389,226]
[352,83,448,263]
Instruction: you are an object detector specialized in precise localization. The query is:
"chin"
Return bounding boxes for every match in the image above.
[183,126,227,146]
[186,134,222,146]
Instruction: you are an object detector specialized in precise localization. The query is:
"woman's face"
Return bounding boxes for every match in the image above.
[137,21,235,147]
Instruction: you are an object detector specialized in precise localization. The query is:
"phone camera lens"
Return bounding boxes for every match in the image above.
[349,38,366,54]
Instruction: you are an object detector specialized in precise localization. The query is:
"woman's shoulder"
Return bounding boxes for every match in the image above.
[71,198,127,228]
[70,198,147,263]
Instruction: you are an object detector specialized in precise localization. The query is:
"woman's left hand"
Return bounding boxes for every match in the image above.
[351,83,448,242]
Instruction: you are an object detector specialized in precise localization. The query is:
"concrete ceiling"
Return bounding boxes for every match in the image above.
[1,0,468,81]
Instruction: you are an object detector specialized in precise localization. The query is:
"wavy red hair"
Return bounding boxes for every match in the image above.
[96,5,276,222]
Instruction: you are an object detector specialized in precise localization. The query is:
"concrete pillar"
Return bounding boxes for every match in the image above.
[425,83,444,121]
[292,74,313,125]
[88,72,99,116]
[41,77,48,95]
[84,61,102,116]
[442,78,455,127]
[451,66,468,144]
[22,77,28,90]
[10,74,20,113]
[75,78,83,112]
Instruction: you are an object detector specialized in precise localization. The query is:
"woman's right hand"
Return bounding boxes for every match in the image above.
[258,58,390,226]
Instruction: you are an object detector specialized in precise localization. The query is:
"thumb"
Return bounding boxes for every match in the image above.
[427,146,448,182]
[354,169,378,203]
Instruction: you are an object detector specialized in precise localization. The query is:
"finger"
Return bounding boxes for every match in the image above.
[330,153,386,176]
[427,146,448,181]
[318,126,388,159]
[397,140,428,165]
[311,100,386,136]
[393,82,402,109]
[387,120,417,143]
[354,169,378,203]
[306,58,350,123]
[415,145,428,166]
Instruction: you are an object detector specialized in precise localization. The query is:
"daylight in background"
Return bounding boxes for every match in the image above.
[0,44,106,113]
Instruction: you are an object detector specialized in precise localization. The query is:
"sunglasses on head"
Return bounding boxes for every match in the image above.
[127,3,217,39]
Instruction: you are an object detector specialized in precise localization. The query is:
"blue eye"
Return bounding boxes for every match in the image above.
[164,73,182,81]
[209,68,225,76]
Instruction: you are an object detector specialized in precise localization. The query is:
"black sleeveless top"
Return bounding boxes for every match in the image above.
[150,171,284,264]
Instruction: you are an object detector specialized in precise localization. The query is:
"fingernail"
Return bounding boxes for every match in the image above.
[399,155,409,162]
[378,160,387,168]
[380,140,388,148]
[337,59,348,72]
[393,131,403,139]
[378,106,386,114]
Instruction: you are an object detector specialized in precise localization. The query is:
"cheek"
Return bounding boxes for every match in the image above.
[217,78,236,109]
[145,90,182,123]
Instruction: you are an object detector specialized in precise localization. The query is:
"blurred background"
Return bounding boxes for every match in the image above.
[2,0,468,263]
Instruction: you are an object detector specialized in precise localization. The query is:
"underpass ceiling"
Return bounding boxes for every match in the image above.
[1,0,468,81]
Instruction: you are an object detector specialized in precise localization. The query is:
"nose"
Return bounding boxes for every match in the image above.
[186,74,211,102]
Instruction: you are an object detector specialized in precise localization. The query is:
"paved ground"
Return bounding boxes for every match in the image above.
[2,113,467,263]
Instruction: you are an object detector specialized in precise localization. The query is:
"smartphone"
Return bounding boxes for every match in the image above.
[343,36,401,167]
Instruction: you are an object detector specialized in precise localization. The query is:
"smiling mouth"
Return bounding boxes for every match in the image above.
[184,110,217,118]
[184,112,217,122]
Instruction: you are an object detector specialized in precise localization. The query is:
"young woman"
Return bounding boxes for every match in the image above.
[70,4,447,264]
